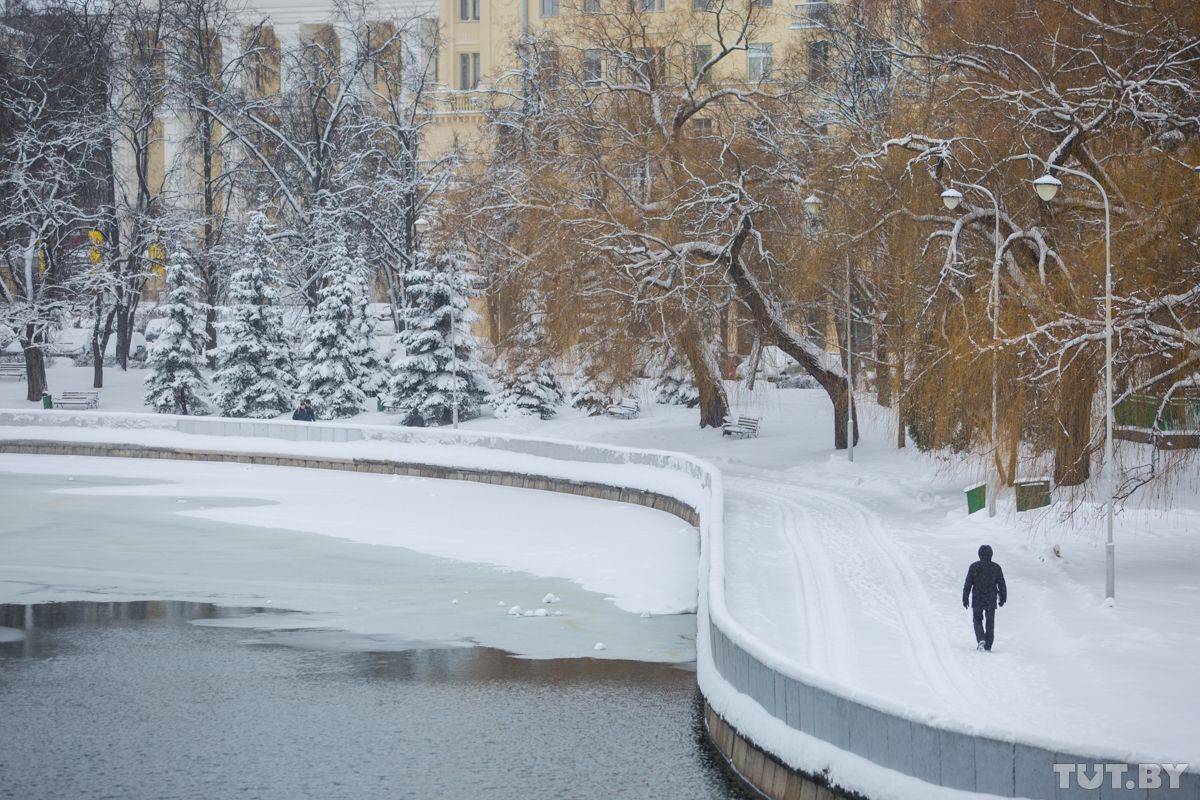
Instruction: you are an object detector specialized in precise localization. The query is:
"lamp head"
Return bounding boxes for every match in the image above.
[1033,174,1062,202]
[803,194,822,215]
[940,188,963,211]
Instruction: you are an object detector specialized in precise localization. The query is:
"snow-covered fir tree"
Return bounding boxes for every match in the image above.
[296,235,379,419]
[384,246,488,425]
[144,251,210,415]
[653,351,700,407]
[211,211,296,418]
[569,326,633,415]
[489,294,563,419]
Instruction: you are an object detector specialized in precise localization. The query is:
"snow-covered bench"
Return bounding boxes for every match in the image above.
[0,362,25,380]
[53,390,100,409]
[722,415,761,438]
[606,398,640,419]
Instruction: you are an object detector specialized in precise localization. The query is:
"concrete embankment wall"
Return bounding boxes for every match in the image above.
[1,411,1195,800]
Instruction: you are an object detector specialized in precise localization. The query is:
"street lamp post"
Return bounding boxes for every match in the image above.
[1033,167,1115,601]
[940,182,1003,517]
[804,193,854,462]
[450,254,459,430]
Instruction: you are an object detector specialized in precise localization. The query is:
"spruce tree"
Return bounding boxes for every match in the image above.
[211,211,296,418]
[653,351,700,407]
[490,294,563,419]
[384,246,488,426]
[144,251,210,415]
[296,235,377,419]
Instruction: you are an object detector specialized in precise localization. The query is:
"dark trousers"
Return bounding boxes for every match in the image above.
[972,605,996,649]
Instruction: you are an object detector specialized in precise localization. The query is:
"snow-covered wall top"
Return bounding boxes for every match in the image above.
[1,410,1194,800]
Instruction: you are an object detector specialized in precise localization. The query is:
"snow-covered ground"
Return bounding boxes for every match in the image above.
[3,362,1199,765]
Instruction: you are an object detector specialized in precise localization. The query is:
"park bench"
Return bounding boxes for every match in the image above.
[0,361,26,381]
[605,397,640,419]
[53,390,100,409]
[722,415,761,439]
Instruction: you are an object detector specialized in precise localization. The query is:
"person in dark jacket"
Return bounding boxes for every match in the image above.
[292,399,316,422]
[962,544,1007,651]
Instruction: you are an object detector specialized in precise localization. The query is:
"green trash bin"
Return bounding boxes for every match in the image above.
[41,392,52,409]
[1014,478,1052,512]
[376,396,383,412]
[964,482,986,514]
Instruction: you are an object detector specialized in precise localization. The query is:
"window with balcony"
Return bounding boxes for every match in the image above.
[792,0,828,28]
[459,52,480,89]
[748,42,773,81]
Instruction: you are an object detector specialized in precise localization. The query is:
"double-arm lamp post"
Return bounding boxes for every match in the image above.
[939,169,1116,601]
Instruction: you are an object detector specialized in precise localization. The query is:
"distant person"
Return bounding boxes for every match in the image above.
[962,544,1007,651]
[292,399,316,422]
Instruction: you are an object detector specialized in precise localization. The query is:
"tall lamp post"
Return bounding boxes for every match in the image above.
[940,182,1002,517]
[1032,168,1115,601]
[804,193,854,462]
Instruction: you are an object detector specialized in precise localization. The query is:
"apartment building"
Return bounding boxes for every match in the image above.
[418,0,842,157]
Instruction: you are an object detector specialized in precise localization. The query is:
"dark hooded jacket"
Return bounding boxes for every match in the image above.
[962,545,1007,610]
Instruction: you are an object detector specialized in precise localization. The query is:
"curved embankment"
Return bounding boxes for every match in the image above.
[0,411,1195,800]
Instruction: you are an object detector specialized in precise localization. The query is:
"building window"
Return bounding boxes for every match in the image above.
[692,0,712,9]
[636,0,664,12]
[459,52,480,89]
[541,0,559,16]
[807,39,829,83]
[583,0,600,11]
[582,49,602,84]
[865,40,891,80]
[693,44,712,83]
[752,0,772,7]
[459,0,480,20]
[693,117,713,135]
[792,0,828,28]
[748,42,773,81]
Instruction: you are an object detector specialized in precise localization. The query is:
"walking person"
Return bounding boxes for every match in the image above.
[292,399,316,422]
[962,544,1007,651]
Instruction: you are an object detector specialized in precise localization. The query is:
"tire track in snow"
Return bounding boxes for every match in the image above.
[727,475,999,721]
[729,481,857,681]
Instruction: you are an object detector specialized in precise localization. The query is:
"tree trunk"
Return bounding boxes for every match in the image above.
[724,217,858,449]
[22,325,47,401]
[680,320,729,428]
[745,333,763,390]
[895,347,906,449]
[1053,359,1097,486]
[875,325,891,407]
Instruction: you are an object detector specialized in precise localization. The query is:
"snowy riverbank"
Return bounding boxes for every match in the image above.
[3,363,1199,767]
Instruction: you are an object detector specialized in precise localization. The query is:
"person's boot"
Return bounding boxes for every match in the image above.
[976,641,986,651]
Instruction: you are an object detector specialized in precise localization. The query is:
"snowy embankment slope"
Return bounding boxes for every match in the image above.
[3,365,1199,770]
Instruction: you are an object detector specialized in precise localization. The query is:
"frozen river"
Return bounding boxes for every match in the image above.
[0,600,749,799]
[0,460,746,798]
[0,458,700,661]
